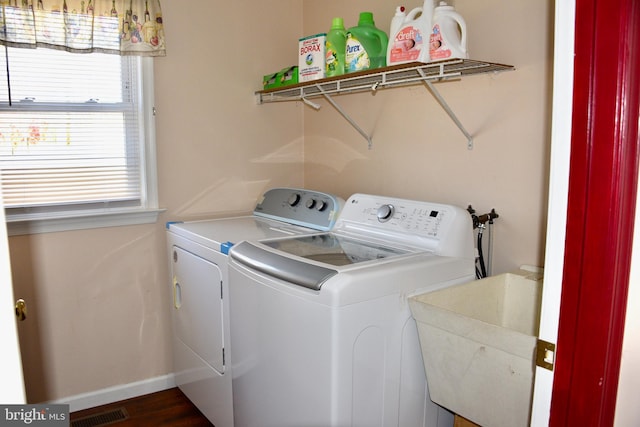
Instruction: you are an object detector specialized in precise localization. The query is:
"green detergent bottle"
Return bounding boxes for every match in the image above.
[325,17,347,77]
[345,12,389,73]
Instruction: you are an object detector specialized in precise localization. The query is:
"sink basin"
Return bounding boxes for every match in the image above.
[409,269,543,427]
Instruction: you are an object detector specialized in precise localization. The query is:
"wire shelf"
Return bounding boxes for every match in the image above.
[256,59,514,103]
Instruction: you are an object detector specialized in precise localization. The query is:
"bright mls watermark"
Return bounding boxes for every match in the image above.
[1,405,69,426]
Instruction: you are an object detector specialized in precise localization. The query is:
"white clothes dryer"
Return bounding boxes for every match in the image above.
[228,193,476,427]
[165,188,343,427]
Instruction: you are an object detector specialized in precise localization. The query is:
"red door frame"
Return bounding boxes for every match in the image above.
[550,0,640,425]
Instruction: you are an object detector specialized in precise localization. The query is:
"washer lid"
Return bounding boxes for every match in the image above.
[229,234,415,291]
[262,233,411,266]
[230,240,339,290]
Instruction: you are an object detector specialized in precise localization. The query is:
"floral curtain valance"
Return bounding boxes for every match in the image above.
[0,0,165,56]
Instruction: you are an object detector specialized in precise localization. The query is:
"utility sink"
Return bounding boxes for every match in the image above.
[409,268,543,427]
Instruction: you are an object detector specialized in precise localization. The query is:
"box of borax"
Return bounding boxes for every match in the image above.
[298,33,326,82]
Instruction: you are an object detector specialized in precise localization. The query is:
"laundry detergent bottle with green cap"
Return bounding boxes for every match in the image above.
[325,17,347,77]
[345,12,389,72]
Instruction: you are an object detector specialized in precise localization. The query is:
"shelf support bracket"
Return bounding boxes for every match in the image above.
[301,97,321,110]
[418,70,474,150]
[315,84,373,149]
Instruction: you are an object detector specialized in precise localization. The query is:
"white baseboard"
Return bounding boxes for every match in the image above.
[48,373,176,412]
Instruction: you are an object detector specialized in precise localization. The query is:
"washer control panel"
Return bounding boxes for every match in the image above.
[253,188,345,231]
[334,193,473,258]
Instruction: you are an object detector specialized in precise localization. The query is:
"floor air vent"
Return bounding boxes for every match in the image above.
[71,407,129,427]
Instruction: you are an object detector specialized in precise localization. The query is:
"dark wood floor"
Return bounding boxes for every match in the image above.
[70,387,213,427]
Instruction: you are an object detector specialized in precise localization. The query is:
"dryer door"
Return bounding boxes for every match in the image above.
[171,246,225,374]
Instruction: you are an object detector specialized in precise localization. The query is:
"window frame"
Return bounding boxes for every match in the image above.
[1,55,163,236]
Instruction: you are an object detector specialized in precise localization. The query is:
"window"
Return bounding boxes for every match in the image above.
[0,47,161,235]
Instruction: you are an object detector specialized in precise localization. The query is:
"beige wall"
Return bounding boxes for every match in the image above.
[8,0,552,404]
[9,225,170,402]
[303,0,552,275]
[9,0,304,403]
[156,1,305,220]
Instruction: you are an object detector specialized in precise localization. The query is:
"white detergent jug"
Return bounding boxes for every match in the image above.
[389,6,407,38]
[430,1,468,60]
[386,0,434,65]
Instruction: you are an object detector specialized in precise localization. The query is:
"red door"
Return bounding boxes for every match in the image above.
[550,0,640,425]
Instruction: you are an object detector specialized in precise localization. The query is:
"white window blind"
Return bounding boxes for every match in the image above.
[0,47,155,229]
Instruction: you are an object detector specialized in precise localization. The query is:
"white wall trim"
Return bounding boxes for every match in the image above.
[530,0,575,425]
[48,373,176,413]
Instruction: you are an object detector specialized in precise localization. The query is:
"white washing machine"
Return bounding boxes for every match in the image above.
[165,188,344,427]
[228,193,476,427]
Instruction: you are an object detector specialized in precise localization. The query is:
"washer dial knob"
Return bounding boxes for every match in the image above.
[288,193,301,206]
[315,200,327,211]
[377,204,395,222]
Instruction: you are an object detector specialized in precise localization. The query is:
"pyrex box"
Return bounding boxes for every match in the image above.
[298,33,326,82]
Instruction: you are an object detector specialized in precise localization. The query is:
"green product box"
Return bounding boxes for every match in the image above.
[262,71,278,89]
[263,66,299,90]
[277,66,298,87]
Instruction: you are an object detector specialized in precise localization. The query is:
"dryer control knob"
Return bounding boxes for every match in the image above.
[305,198,316,209]
[288,193,301,206]
[377,204,395,222]
[316,200,327,211]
